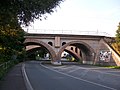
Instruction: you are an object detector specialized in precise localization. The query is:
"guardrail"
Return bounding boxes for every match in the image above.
[0,60,16,79]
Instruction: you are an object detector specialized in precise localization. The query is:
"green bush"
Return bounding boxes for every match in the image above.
[0,60,18,80]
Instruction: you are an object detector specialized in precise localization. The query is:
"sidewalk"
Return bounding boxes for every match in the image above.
[0,63,27,90]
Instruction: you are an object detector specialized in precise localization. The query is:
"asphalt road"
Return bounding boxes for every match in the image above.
[23,61,120,90]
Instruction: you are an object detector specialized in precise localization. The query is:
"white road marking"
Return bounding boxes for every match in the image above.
[67,67,82,73]
[52,65,76,70]
[40,63,117,90]
[60,65,120,77]
[22,63,34,90]
[92,69,120,77]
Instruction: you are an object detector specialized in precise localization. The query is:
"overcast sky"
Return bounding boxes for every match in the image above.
[24,0,120,37]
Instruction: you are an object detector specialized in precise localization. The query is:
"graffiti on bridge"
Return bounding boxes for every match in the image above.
[99,50,111,62]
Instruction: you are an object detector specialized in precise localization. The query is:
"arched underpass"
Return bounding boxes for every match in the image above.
[26,46,50,60]
[58,41,95,64]
[24,40,56,62]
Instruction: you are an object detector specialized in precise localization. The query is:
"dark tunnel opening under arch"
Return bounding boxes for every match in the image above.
[58,41,95,64]
[24,41,55,61]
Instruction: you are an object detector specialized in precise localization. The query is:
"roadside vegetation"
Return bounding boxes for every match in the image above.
[0,0,63,79]
[105,66,120,69]
[95,64,120,69]
[111,43,120,55]
[111,22,120,55]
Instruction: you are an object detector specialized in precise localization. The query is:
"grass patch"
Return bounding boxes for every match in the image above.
[95,64,120,69]
[104,66,120,69]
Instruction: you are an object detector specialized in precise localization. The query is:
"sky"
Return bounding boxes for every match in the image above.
[24,0,120,37]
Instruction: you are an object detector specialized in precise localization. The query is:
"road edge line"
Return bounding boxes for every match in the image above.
[21,63,34,90]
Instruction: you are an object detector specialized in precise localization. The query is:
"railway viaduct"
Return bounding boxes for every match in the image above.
[24,33,120,66]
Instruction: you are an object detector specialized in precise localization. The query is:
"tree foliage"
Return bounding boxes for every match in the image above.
[116,22,120,44]
[112,22,120,55]
[0,0,63,26]
[0,26,25,62]
[0,0,63,63]
[0,27,25,51]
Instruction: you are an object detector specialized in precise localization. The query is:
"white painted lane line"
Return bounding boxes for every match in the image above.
[40,63,117,90]
[22,63,34,90]
[54,65,76,70]
[67,67,82,73]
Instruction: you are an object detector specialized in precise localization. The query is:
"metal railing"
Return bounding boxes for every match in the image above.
[0,60,16,79]
[26,29,111,37]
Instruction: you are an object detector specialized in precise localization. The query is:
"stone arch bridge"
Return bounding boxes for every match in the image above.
[24,33,120,66]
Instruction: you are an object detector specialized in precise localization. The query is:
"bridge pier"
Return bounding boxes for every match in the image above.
[82,61,94,64]
[51,61,62,65]
[51,54,62,65]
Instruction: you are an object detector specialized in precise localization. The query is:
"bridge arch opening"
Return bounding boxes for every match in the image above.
[75,47,78,53]
[24,39,56,61]
[71,47,73,50]
[48,41,53,46]
[58,41,95,64]
[62,42,66,46]
[26,46,49,60]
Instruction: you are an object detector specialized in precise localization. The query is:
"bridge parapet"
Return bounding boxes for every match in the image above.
[25,29,111,37]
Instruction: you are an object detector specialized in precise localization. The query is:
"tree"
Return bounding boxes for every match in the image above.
[0,0,63,63]
[0,0,63,47]
[112,22,120,55]
[116,22,120,44]
[0,26,25,62]
[0,0,63,26]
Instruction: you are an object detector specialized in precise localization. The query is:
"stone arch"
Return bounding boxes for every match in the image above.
[24,39,56,61]
[57,41,95,64]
